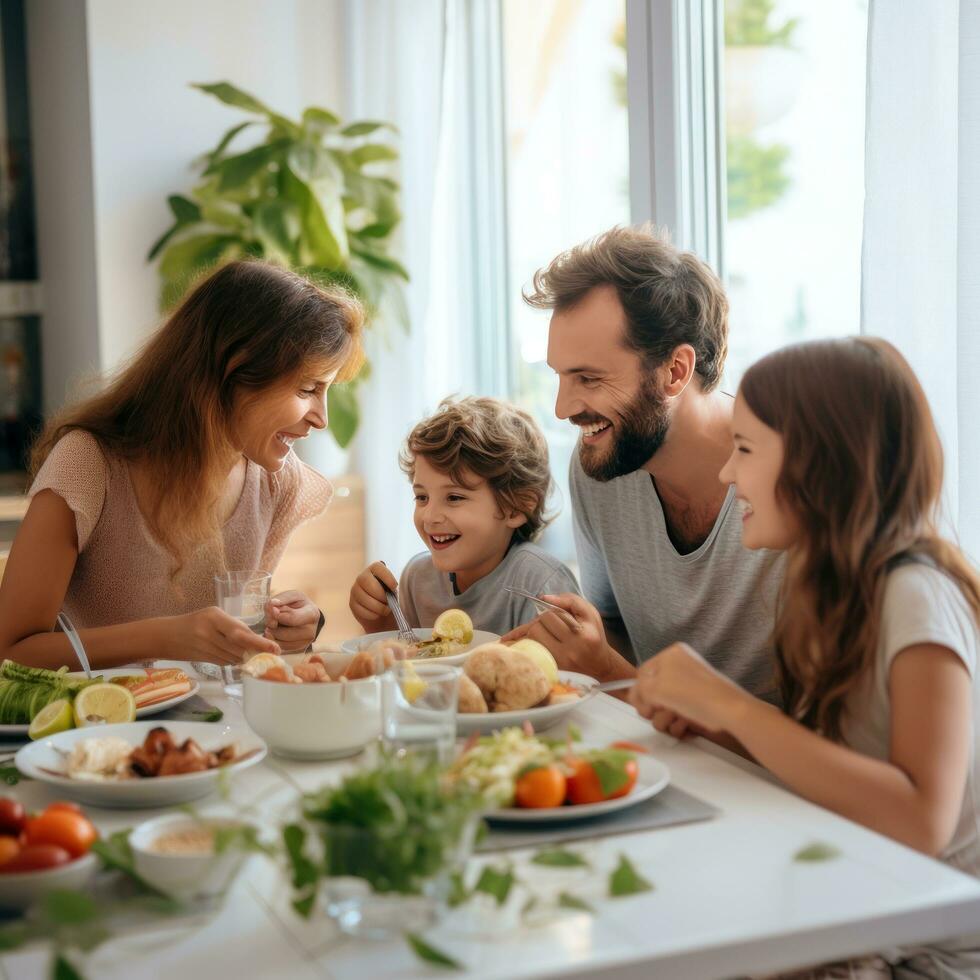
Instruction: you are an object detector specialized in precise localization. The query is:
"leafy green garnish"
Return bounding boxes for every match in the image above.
[472,865,514,905]
[213,823,273,857]
[558,892,595,914]
[0,764,22,785]
[53,954,85,980]
[609,854,653,897]
[793,842,842,863]
[91,831,173,899]
[447,870,469,907]
[584,748,636,798]
[531,847,590,868]
[405,933,463,970]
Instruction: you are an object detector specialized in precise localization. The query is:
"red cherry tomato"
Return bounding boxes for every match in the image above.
[24,810,98,858]
[0,836,20,867]
[44,801,83,816]
[565,757,639,805]
[0,798,26,836]
[0,843,71,874]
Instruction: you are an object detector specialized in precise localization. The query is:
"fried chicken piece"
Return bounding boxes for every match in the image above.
[215,744,238,765]
[158,738,211,776]
[145,727,175,756]
[129,726,176,777]
[464,643,551,712]
[457,674,488,714]
[294,661,330,683]
[342,642,400,680]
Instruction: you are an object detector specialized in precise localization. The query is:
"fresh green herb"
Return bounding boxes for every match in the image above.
[472,865,514,905]
[609,854,653,897]
[566,723,582,742]
[213,823,273,857]
[53,954,85,980]
[531,847,589,868]
[447,870,469,907]
[405,933,464,970]
[0,764,22,785]
[558,892,596,914]
[91,831,172,899]
[292,892,316,919]
[793,841,842,863]
[282,824,318,890]
[584,749,636,798]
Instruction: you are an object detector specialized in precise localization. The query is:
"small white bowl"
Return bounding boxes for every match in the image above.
[0,852,98,910]
[243,653,381,760]
[129,814,252,901]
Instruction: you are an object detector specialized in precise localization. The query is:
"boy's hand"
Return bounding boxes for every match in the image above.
[264,590,321,652]
[349,561,399,633]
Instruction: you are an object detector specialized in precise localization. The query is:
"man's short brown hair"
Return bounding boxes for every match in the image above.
[524,224,729,391]
[399,397,553,543]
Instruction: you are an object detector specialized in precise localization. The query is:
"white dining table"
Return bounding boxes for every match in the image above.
[3,681,980,980]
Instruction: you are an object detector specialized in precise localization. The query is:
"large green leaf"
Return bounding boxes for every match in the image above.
[282,166,347,267]
[215,139,291,191]
[194,81,272,115]
[253,200,298,260]
[351,243,409,281]
[327,384,359,448]
[350,143,399,167]
[201,121,254,173]
[287,142,343,186]
[303,106,341,129]
[341,120,397,137]
[168,194,201,224]
[159,233,240,308]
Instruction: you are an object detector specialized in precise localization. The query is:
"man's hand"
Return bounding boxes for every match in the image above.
[502,593,635,682]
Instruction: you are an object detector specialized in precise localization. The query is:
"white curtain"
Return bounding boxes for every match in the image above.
[345,0,482,572]
[862,0,980,561]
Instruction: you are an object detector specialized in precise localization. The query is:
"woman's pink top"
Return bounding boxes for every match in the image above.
[29,430,332,628]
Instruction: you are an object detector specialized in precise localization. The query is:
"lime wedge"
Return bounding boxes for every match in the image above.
[432,608,473,644]
[28,698,75,740]
[73,682,136,727]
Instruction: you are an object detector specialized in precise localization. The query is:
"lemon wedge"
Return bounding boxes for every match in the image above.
[509,638,559,684]
[432,608,473,644]
[28,698,75,740]
[401,664,428,704]
[73,683,136,727]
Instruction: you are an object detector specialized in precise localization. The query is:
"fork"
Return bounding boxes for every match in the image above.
[56,611,92,678]
[378,579,421,645]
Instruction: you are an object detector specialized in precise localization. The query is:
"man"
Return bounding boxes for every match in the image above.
[508,225,783,708]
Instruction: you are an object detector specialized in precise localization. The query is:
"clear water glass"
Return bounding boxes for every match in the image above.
[380,662,460,764]
[214,570,272,699]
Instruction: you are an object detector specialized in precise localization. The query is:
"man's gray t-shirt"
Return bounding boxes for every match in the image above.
[570,452,783,702]
[398,541,581,637]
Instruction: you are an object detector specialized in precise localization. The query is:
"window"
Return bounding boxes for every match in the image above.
[501,0,630,560]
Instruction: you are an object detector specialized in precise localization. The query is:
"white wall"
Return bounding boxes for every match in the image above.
[28,0,347,412]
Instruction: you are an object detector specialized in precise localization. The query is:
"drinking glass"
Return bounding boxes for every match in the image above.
[214,570,272,699]
[380,662,460,764]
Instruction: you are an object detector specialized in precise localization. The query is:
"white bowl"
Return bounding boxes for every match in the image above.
[129,814,252,901]
[243,657,380,760]
[14,721,267,809]
[0,852,98,910]
[339,629,500,666]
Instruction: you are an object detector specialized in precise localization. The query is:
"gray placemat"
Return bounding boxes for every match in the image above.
[478,784,719,852]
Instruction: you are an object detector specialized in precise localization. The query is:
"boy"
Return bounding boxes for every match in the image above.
[349,397,580,636]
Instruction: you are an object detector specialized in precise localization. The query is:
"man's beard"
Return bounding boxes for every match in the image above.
[575,376,670,482]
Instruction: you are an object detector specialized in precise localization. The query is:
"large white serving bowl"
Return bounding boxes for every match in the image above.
[339,629,500,666]
[14,721,266,809]
[455,670,598,736]
[0,852,99,911]
[129,813,254,901]
[242,658,380,760]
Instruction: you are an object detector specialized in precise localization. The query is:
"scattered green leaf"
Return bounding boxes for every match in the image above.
[793,842,842,863]
[472,865,514,906]
[447,870,469,908]
[609,854,653,897]
[292,891,316,919]
[53,954,85,980]
[282,824,318,889]
[405,933,463,970]
[531,847,589,869]
[558,892,596,914]
[0,764,23,785]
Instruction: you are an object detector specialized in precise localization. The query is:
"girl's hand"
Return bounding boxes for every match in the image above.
[264,590,321,652]
[166,607,280,665]
[628,642,751,734]
[349,561,398,633]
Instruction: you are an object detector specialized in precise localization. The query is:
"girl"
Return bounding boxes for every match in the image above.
[629,337,980,978]
[0,260,363,670]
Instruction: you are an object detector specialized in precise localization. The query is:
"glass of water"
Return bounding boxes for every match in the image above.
[214,570,272,698]
[380,662,460,764]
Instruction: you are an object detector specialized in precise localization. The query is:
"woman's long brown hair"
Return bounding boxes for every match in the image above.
[31,260,364,566]
[741,337,980,740]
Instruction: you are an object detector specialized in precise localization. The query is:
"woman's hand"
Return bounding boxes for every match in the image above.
[264,590,321,652]
[628,642,752,734]
[349,561,398,633]
[165,607,280,665]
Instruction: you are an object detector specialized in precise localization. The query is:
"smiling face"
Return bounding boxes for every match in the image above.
[411,455,527,591]
[234,366,337,472]
[547,285,671,481]
[718,391,799,550]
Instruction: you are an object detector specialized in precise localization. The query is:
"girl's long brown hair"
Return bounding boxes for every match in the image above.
[741,337,980,740]
[31,260,364,565]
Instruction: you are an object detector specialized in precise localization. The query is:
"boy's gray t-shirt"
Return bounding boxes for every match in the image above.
[570,452,784,702]
[398,541,581,636]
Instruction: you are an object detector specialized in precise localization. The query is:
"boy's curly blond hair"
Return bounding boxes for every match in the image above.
[399,397,554,543]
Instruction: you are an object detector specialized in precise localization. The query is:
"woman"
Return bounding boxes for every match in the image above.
[0,260,363,670]
[630,338,980,978]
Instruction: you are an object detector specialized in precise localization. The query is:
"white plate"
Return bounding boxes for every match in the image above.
[486,755,670,824]
[456,670,597,735]
[339,629,500,666]
[0,667,200,737]
[14,720,266,809]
